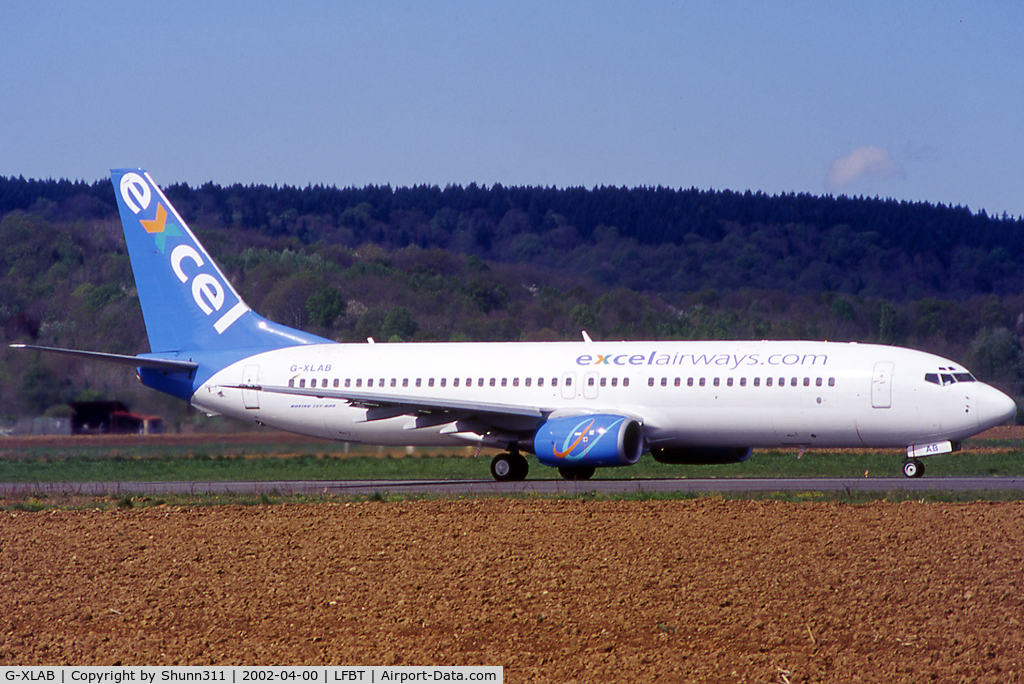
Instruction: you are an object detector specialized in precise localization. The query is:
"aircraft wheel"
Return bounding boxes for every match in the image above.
[491,453,528,481]
[490,453,514,481]
[559,466,596,481]
[902,458,924,478]
[511,453,529,480]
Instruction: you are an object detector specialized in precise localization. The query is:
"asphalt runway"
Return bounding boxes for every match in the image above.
[2,476,1023,497]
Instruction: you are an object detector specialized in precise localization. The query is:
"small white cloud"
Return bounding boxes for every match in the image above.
[825,146,905,191]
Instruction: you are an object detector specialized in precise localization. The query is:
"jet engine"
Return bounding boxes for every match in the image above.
[650,446,752,465]
[533,414,644,468]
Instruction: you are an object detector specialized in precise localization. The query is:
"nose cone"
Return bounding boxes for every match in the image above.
[977,384,1017,431]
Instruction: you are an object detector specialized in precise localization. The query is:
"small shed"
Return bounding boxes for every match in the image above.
[69,401,163,435]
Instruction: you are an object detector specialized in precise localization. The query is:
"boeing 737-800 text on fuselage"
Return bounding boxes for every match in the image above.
[12,170,1017,480]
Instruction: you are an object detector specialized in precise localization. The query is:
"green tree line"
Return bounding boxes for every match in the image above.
[2,175,1023,424]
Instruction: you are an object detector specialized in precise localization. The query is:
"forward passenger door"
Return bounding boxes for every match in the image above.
[871,362,894,409]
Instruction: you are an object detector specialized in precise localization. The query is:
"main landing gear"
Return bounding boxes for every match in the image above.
[558,466,596,481]
[490,450,529,481]
[902,458,925,478]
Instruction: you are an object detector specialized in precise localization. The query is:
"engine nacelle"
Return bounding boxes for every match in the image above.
[534,414,644,468]
[650,446,752,465]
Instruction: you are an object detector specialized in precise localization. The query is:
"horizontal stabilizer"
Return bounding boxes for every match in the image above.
[9,344,198,373]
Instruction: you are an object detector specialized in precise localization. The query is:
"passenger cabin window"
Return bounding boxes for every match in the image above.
[288,379,295,387]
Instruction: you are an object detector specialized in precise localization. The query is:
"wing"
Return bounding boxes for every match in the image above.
[245,383,544,417]
[223,382,550,441]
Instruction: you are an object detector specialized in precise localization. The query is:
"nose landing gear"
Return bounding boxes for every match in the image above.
[902,458,925,478]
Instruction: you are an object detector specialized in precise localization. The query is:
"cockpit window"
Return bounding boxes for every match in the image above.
[925,371,977,386]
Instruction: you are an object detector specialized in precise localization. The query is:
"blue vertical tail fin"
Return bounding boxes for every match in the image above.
[111,169,330,354]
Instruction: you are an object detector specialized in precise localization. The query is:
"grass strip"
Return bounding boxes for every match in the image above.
[0,442,1021,483]
[4,487,1024,513]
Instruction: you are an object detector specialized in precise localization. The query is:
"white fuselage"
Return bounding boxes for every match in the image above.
[191,340,1016,451]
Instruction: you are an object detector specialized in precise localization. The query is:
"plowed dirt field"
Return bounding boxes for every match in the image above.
[2,499,1023,682]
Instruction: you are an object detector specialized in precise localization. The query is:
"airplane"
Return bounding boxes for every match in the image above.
[11,169,1018,481]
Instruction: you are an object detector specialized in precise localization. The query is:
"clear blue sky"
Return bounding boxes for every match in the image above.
[2,1,1021,217]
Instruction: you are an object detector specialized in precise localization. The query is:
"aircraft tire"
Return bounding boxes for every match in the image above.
[511,453,529,480]
[490,454,514,481]
[491,453,529,481]
[902,458,924,478]
[559,466,596,481]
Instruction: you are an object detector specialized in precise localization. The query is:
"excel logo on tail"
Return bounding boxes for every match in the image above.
[119,172,247,335]
[120,173,182,252]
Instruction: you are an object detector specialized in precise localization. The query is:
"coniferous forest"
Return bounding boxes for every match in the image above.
[2,174,1023,426]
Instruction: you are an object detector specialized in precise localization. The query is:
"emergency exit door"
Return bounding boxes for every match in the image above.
[242,364,260,409]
